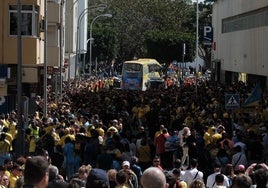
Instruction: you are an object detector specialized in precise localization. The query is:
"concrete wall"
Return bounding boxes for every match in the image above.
[212,0,268,78]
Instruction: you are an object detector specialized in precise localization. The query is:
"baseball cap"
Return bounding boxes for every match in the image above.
[122,161,130,167]
[86,168,109,188]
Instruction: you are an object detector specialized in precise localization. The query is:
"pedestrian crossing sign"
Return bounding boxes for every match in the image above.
[225,94,240,109]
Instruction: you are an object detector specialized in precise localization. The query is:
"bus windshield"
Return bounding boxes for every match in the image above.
[124,63,142,71]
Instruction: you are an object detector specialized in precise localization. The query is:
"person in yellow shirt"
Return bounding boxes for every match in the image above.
[211,127,222,145]
[3,159,13,178]
[203,126,211,146]
[1,128,13,152]
[8,163,23,188]
[154,124,165,145]
[1,114,9,128]
[0,165,10,188]
[28,122,40,140]
[42,122,55,135]
[28,136,37,156]
[137,103,150,127]
[51,127,61,146]
[7,118,17,139]
[137,138,151,172]
[184,113,194,128]
[96,122,105,138]
[58,128,76,148]
[0,134,11,166]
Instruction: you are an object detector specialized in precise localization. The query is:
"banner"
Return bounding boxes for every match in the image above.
[243,83,262,107]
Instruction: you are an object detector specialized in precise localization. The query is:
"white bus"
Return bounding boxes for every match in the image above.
[121,58,163,91]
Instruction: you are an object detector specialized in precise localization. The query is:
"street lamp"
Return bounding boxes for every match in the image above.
[195,0,199,95]
[89,13,112,76]
[80,38,90,76]
[15,0,25,159]
[75,4,107,79]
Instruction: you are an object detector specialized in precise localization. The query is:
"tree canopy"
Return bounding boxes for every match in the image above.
[87,0,212,69]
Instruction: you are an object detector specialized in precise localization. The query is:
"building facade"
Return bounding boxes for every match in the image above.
[212,0,268,88]
[65,0,88,80]
[0,0,64,113]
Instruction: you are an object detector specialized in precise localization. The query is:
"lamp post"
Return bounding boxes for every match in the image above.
[182,42,186,79]
[75,4,107,79]
[15,0,25,159]
[43,0,48,117]
[81,38,90,76]
[89,13,112,76]
[195,0,199,96]
[59,0,64,102]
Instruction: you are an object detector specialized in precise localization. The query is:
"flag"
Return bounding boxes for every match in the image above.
[243,83,262,107]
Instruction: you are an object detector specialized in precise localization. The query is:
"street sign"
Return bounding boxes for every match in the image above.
[225,94,240,109]
[203,26,213,45]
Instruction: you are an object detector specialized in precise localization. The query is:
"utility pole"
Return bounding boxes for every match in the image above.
[15,0,25,159]
[195,0,199,96]
[182,43,186,79]
[43,0,48,118]
[59,0,65,102]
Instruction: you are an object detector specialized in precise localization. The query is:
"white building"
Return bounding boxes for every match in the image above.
[212,0,268,88]
[65,0,87,80]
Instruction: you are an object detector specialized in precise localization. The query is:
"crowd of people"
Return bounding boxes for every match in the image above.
[0,76,268,188]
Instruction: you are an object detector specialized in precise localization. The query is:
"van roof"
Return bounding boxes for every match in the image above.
[124,58,160,65]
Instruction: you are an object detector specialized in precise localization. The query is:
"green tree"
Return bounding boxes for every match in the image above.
[87,0,212,70]
[145,31,195,64]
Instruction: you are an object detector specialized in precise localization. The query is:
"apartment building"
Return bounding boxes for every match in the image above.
[212,0,268,88]
[0,0,63,113]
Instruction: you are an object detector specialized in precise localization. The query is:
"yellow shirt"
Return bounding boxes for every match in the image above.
[4,133,13,144]
[52,132,60,145]
[3,119,9,128]
[177,180,187,188]
[137,145,151,162]
[8,122,17,138]
[4,170,10,178]
[96,128,105,137]
[115,184,130,188]
[29,125,40,139]
[43,125,55,135]
[203,132,211,146]
[0,140,10,154]
[59,134,75,147]
[211,133,222,144]
[8,173,19,188]
[4,133,13,151]
[29,138,36,153]
[137,107,146,119]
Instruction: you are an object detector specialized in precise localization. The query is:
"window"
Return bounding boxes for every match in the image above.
[9,5,39,36]
[124,63,142,71]
[222,6,268,33]
[148,64,162,73]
